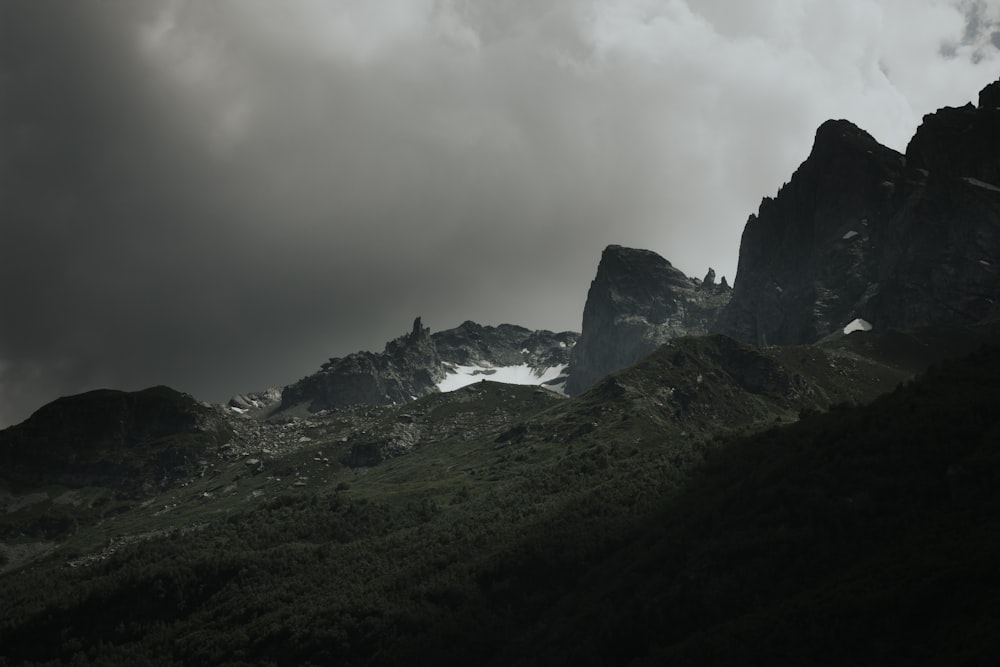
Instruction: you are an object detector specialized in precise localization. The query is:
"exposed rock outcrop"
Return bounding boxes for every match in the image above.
[280,317,443,412]
[278,318,577,414]
[721,78,1000,345]
[871,88,1000,331]
[565,245,731,394]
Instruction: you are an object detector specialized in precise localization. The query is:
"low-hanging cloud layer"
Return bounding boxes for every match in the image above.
[2,0,999,426]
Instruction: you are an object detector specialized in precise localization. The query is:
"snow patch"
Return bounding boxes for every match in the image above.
[842,230,859,240]
[843,318,873,335]
[437,363,568,393]
[962,177,1000,194]
[545,380,568,396]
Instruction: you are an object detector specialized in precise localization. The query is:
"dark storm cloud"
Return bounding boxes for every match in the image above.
[2,0,999,426]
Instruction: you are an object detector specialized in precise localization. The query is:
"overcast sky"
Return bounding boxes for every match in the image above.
[2,0,999,426]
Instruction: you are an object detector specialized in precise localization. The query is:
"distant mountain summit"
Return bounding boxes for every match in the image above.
[279,317,443,413]
[563,80,1000,393]
[720,78,1000,345]
[565,245,731,394]
[718,119,904,346]
[276,318,577,415]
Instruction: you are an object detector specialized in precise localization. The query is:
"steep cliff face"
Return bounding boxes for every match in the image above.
[721,78,1000,345]
[565,245,731,395]
[280,317,444,412]
[719,120,904,346]
[871,86,1000,330]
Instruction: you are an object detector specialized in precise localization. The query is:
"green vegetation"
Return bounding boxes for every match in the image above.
[1,337,998,665]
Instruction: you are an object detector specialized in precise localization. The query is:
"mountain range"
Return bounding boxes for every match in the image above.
[1,79,999,665]
[721,79,1000,346]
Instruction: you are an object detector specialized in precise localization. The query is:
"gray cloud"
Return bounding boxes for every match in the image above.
[939,0,1000,60]
[2,0,998,426]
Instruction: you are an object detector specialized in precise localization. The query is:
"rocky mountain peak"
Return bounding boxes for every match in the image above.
[280,317,443,413]
[277,319,577,415]
[384,315,436,362]
[717,113,904,346]
[595,245,693,296]
[811,118,882,151]
[980,79,1000,109]
[795,119,904,202]
[870,78,1000,331]
[721,78,1000,346]
[408,316,428,342]
[565,245,731,395]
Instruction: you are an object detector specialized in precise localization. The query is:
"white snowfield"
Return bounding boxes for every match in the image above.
[437,363,568,394]
[843,318,873,335]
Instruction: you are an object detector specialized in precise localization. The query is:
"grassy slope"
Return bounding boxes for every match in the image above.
[0,327,998,665]
[503,345,1000,666]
